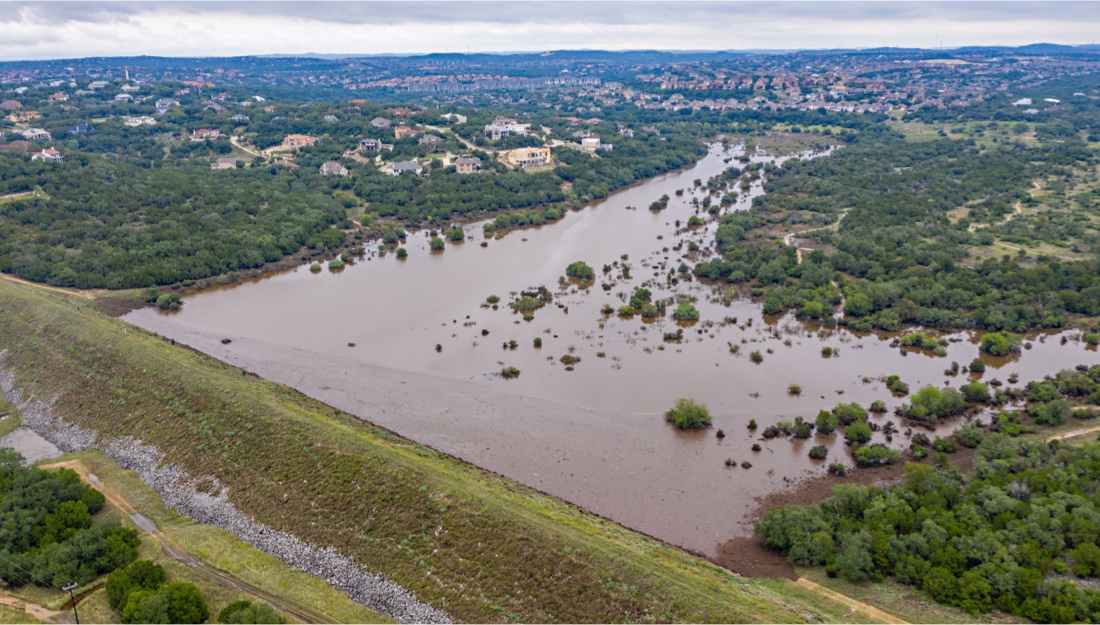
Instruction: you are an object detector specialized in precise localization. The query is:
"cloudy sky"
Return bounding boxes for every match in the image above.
[2,1,1099,60]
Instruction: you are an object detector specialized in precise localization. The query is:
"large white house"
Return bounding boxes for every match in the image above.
[483,116,531,140]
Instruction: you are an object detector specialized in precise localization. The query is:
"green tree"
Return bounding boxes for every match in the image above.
[671,302,700,321]
[815,411,838,435]
[980,332,1020,357]
[565,261,595,281]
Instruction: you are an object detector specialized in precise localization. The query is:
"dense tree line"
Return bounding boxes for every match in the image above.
[757,435,1100,621]
[0,450,140,589]
[0,154,347,288]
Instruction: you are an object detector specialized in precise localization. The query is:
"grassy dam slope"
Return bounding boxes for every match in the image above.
[0,278,869,623]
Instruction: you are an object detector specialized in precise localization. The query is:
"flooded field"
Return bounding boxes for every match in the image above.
[126,144,1100,558]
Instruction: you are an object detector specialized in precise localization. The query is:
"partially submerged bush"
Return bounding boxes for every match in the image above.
[664,398,712,430]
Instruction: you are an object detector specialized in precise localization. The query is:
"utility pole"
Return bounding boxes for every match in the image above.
[64,583,80,624]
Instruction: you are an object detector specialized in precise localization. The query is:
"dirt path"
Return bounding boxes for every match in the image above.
[1047,424,1100,442]
[230,136,266,158]
[794,577,908,624]
[41,460,337,624]
[0,274,101,300]
[0,589,67,623]
[784,211,849,264]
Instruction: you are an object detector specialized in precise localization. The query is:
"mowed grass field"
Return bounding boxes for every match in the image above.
[0,278,870,623]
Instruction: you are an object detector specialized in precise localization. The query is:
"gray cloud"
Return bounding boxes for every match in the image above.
[15,1,1100,26]
[2,2,1099,60]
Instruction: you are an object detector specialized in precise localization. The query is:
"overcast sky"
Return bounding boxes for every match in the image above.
[2,1,1099,61]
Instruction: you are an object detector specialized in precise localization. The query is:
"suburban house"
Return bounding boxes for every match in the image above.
[155,98,180,115]
[204,102,227,114]
[324,114,340,123]
[65,123,94,135]
[618,128,634,137]
[272,158,299,169]
[455,156,482,174]
[20,128,51,141]
[88,80,109,90]
[124,116,157,126]
[211,157,241,170]
[31,148,63,163]
[642,126,661,135]
[263,106,276,113]
[370,117,391,128]
[0,100,22,110]
[505,147,551,168]
[483,116,532,140]
[418,134,444,151]
[580,135,601,152]
[7,110,41,123]
[114,93,133,102]
[358,138,382,151]
[230,114,250,123]
[387,161,424,176]
[319,161,349,177]
[49,92,69,102]
[190,129,222,141]
[386,106,415,118]
[281,134,317,150]
[440,112,467,124]
[394,125,418,139]
[120,83,140,92]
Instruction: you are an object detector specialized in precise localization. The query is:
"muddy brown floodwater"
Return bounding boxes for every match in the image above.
[125,144,1100,560]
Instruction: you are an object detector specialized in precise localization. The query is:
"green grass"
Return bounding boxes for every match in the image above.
[798,568,1026,624]
[0,279,870,623]
[0,605,41,624]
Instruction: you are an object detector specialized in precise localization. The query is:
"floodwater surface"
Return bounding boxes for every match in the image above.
[126,144,1100,557]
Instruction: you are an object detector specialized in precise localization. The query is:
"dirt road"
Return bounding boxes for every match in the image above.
[42,460,337,624]
[0,589,66,623]
[794,577,908,624]
[0,274,101,300]
[784,211,849,264]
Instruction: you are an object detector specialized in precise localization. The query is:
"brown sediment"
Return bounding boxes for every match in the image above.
[714,537,797,579]
[716,445,980,578]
